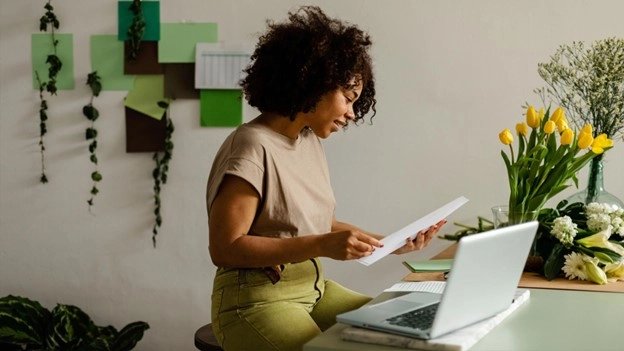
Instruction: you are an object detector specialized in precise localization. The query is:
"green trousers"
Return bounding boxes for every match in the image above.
[211,258,372,351]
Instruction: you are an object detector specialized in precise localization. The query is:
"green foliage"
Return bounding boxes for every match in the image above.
[439,216,495,241]
[35,0,63,184]
[0,295,149,351]
[83,72,103,212]
[151,103,174,247]
[536,37,624,141]
[126,0,145,61]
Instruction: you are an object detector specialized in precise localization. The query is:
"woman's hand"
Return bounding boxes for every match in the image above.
[322,230,384,261]
[392,219,447,255]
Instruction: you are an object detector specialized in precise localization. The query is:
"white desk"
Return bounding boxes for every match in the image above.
[305,287,623,350]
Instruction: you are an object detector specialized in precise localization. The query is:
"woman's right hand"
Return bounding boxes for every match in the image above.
[322,230,384,260]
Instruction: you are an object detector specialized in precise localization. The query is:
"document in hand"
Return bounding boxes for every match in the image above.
[357,196,469,266]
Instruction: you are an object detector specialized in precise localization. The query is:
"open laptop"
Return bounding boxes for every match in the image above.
[336,221,538,339]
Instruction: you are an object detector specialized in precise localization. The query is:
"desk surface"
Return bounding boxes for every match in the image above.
[304,288,623,351]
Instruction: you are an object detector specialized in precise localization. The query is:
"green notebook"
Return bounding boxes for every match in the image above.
[402,259,453,273]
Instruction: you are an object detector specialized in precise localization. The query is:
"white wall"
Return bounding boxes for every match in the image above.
[1,0,623,349]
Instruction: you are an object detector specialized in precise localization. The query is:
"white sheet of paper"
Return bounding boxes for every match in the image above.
[194,43,253,89]
[357,196,469,266]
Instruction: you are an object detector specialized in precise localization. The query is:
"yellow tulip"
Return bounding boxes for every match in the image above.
[556,117,569,133]
[516,122,528,136]
[538,107,545,121]
[584,259,608,285]
[578,128,594,149]
[560,129,574,145]
[499,129,513,145]
[591,133,614,154]
[544,120,556,134]
[526,106,539,128]
[550,107,564,124]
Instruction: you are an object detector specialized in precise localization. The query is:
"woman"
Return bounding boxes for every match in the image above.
[206,6,445,350]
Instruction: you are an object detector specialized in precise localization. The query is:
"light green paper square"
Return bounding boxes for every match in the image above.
[118,0,160,41]
[31,33,74,90]
[124,75,170,120]
[90,35,135,91]
[200,89,242,127]
[159,23,218,63]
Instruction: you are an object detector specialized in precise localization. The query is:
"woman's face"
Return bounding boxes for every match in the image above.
[303,82,363,139]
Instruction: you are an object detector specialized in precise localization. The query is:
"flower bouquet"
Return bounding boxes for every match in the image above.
[498,105,613,226]
[536,201,624,284]
[535,37,624,205]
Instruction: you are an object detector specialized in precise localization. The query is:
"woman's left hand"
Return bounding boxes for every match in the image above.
[392,219,447,255]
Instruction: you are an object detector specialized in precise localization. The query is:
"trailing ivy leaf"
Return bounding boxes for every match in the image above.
[89,140,97,153]
[90,186,99,195]
[91,172,102,182]
[86,72,102,97]
[90,154,98,164]
[83,105,98,121]
[85,127,98,140]
[157,100,169,109]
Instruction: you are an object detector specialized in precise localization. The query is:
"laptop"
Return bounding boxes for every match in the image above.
[336,221,538,339]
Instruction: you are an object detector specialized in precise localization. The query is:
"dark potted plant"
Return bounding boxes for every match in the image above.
[0,295,149,351]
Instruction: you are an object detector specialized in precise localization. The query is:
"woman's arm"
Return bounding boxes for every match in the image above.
[208,175,384,268]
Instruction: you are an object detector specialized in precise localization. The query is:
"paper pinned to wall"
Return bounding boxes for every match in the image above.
[195,43,252,89]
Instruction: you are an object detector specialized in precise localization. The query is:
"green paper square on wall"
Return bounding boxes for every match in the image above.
[200,90,243,127]
[118,0,160,41]
[159,23,218,63]
[31,33,74,90]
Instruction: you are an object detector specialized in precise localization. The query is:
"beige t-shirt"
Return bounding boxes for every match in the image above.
[206,123,336,238]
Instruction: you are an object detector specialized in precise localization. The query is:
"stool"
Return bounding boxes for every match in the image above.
[194,323,223,351]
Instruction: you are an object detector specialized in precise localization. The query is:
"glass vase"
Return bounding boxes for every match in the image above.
[564,156,624,208]
[491,206,538,229]
[491,206,541,271]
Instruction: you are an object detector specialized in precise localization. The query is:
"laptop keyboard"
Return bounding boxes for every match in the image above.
[384,303,439,330]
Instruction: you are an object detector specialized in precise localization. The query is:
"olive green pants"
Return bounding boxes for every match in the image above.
[211,258,372,351]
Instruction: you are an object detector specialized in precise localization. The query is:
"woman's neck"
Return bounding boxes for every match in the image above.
[252,112,305,140]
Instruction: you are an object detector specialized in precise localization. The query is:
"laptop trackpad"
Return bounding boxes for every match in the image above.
[376,292,441,315]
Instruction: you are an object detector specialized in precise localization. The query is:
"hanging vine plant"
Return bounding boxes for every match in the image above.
[126,0,145,61]
[83,72,102,212]
[35,0,62,183]
[151,101,174,247]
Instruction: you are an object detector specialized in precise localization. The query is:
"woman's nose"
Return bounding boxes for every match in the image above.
[345,106,355,120]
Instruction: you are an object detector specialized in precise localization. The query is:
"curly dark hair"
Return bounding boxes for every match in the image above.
[240,6,376,123]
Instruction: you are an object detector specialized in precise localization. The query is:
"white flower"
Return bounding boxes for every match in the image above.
[550,216,577,246]
[562,252,588,280]
[604,261,624,282]
[585,202,624,235]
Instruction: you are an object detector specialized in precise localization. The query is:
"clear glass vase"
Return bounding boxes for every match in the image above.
[564,156,624,208]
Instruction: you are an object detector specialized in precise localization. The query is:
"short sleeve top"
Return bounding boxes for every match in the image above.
[206,123,336,238]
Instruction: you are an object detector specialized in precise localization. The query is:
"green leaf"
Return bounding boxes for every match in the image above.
[91,172,102,182]
[543,244,566,280]
[0,295,50,346]
[86,128,98,140]
[112,321,150,351]
[45,304,97,350]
